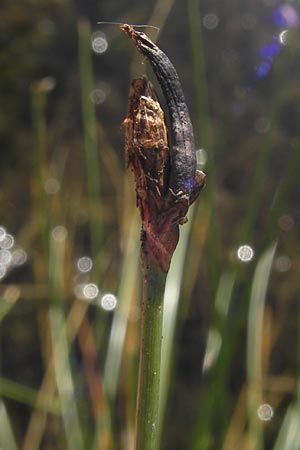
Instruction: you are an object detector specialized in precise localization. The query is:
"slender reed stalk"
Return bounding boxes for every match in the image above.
[31,78,55,264]
[0,401,19,450]
[246,243,277,450]
[48,227,84,450]
[134,256,167,450]
[78,19,101,257]
[186,0,219,291]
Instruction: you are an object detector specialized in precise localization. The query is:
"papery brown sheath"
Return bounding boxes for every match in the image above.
[122,26,206,272]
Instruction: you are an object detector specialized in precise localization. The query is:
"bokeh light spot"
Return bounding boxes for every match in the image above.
[273,5,298,28]
[90,88,106,104]
[279,30,289,45]
[52,226,68,242]
[257,403,274,421]
[0,250,12,266]
[237,245,254,263]
[278,214,294,231]
[91,31,108,54]
[0,227,6,242]
[11,249,28,266]
[83,283,99,300]
[274,255,291,273]
[99,293,118,311]
[203,13,219,30]
[77,256,93,273]
[0,233,14,250]
[44,178,60,194]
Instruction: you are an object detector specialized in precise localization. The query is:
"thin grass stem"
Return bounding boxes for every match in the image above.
[48,228,84,450]
[0,401,19,450]
[247,243,277,450]
[78,19,101,257]
[134,256,167,450]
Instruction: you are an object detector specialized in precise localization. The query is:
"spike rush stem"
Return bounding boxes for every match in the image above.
[121,25,205,450]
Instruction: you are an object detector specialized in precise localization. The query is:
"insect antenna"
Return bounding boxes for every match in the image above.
[97,21,160,32]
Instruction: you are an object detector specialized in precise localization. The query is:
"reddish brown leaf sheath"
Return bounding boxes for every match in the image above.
[123,78,183,272]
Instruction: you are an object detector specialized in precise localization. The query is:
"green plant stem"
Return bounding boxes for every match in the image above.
[31,86,50,264]
[78,19,101,256]
[134,255,167,450]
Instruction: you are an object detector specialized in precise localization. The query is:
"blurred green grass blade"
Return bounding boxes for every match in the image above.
[186,0,219,291]
[186,0,210,147]
[0,400,19,450]
[78,19,101,256]
[103,214,140,400]
[0,299,13,321]
[31,82,52,262]
[235,60,288,245]
[273,402,300,450]
[202,271,235,373]
[49,228,85,450]
[190,271,235,450]
[238,134,274,243]
[0,378,60,414]
[49,308,85,450]
[158,207,196,444]
[215,272,235,319]
[247,243,277,450]
[0,295,18,321]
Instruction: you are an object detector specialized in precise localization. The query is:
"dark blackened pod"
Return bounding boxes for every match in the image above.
[121,24,205,201]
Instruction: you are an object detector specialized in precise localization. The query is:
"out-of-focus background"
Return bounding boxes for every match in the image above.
[1,0,300,449]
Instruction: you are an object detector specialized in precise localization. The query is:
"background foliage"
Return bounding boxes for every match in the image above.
[1,0,300,449]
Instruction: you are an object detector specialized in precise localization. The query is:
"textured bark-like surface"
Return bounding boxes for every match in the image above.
[123,77,169,214]
[122,26,206,272]
[123,78,178,272]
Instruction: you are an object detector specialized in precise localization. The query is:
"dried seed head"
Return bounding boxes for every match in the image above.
[122,27,206,272]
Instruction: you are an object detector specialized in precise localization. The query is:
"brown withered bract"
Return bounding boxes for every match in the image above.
[123,77,169,214]
[123,77,177,272]
[123,77,192,273]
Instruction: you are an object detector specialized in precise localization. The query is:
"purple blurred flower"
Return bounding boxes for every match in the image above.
[273,4,299,28]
